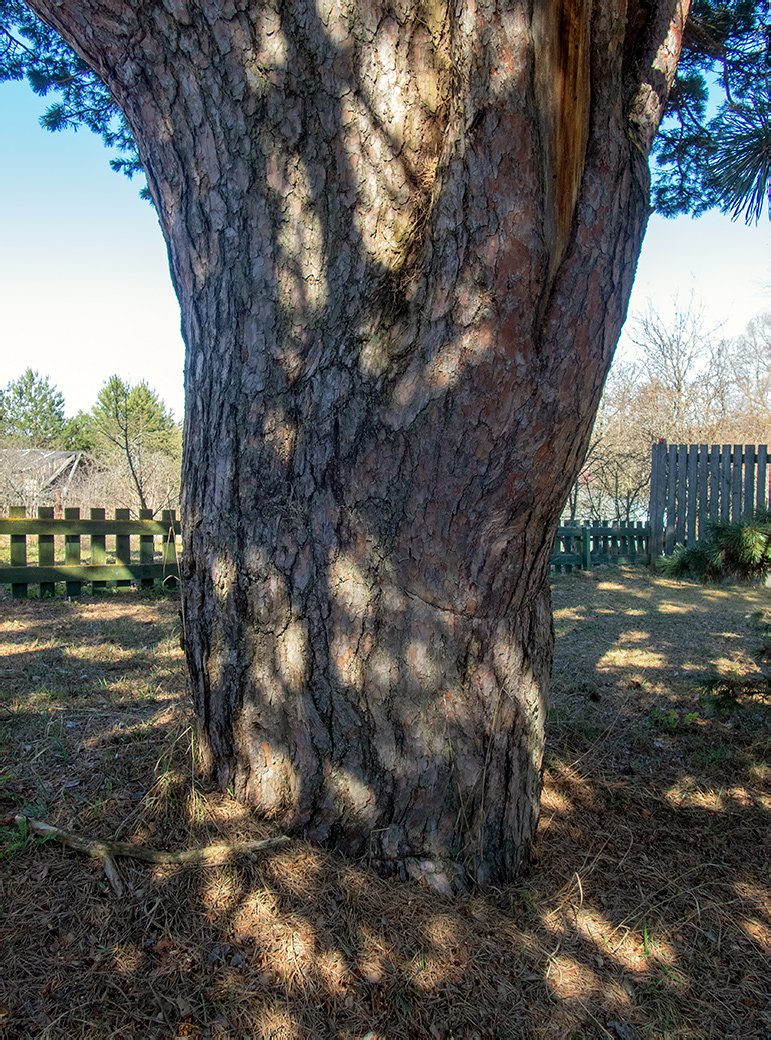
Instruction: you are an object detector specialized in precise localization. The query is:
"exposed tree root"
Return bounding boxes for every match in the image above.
[15,815,290,896]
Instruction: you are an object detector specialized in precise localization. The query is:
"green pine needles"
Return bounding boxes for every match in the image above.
[652,0,770,223]
[1,0,769,220]
[0,0,146,193]
[663,508,771,583]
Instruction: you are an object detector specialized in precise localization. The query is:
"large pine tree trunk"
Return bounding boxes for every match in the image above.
[28,0,687,889]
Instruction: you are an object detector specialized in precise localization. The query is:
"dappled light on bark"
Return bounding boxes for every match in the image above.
[22,0,690,886]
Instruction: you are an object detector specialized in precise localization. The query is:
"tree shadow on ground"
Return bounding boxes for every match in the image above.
[0,579,768,1038]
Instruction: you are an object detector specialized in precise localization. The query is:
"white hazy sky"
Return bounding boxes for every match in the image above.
[1,80,769,422]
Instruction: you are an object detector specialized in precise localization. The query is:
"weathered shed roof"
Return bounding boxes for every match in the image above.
[0,449,88,494]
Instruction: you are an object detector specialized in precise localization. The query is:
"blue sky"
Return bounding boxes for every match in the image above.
[1,79,769,422]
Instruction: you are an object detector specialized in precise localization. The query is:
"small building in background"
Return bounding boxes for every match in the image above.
[0,449,97,515]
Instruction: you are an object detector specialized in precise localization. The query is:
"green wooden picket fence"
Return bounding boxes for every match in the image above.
[0,506,181,599]
[0,509,647,598]
[550,521,650,573]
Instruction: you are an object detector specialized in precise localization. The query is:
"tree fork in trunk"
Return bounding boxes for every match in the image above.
[25,0,689,890]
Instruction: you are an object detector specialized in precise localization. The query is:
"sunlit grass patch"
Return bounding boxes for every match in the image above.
[0,572,769,1038]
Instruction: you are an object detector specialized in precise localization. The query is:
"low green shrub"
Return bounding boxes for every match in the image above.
[662,508,771,584]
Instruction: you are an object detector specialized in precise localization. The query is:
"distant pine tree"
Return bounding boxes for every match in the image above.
[89,375,180,512]
[0,368,66,447]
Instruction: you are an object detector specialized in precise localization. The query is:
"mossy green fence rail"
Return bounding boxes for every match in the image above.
[0,506,181,598]
[0,511,648,598]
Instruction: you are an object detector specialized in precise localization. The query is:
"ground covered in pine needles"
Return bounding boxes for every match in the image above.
[0,569,769,1039]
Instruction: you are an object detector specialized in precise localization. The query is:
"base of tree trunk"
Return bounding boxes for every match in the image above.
[190,575,553,894]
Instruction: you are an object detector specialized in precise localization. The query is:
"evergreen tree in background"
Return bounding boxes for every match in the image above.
[60,410,97,454]
[90,375,180,512]
[0,367,66,447]
[1,0,767,220]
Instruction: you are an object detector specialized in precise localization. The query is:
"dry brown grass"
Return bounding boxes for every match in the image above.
[0,570,769,1039]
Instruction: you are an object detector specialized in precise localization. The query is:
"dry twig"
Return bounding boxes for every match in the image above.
[15,814,289,896]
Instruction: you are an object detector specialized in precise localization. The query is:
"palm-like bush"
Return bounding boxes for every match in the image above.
[663,508,771,583]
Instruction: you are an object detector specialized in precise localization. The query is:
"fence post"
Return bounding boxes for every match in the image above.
[139,508,155,589]
[757,445,768,511]
[161,509,179,589]
[90,508,107,594]
[581,525,591,570]
[743,445,756,518]
[115,509,131,588]
[648,441,666,562]
[38,506,55,598]
[9,505,27,600]
[731,444,743,520]
[64,507,81,599]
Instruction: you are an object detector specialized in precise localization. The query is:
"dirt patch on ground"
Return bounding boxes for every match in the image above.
[0,572,769,1039]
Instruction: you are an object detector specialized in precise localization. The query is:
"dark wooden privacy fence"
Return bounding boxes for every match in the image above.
[649,443,769,558]
[0,507,181,599]
[550,522,650,573]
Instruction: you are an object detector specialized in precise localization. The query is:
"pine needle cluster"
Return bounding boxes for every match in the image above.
[663,508,771,583]
[653,0,769,223]
[1,0,768,218]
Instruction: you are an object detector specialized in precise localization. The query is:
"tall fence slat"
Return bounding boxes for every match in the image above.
[38,506,55,598]
[648,442,667,559]
[675,446,688,546]
[686,447,699,545]
[697,444,709,541]
[139,508,155,589]
[64,508,82,598]
[709,444,720,521]
[720,445,732,519]
[90,508,107,593]
[665,444,678,554]
[743,445,756,518]
[731,444,743,520]
[115,508,132,589]
[9,505,27,600]
[757,445,768,512]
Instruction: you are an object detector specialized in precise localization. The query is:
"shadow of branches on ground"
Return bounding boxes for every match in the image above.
[0,575,769,1038]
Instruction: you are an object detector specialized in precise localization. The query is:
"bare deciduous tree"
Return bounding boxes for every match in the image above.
[567,306,771,523]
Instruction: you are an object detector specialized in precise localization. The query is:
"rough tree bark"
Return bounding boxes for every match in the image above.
[26,0,688,890]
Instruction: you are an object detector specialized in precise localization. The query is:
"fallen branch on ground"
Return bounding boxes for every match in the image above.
[14,815,290,897]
